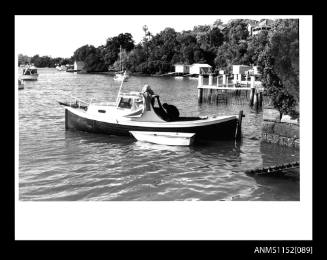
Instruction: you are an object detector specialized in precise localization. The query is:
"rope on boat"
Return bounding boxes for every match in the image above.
[245,161,299,177]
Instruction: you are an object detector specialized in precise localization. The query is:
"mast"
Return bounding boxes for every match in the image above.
[120,45,122,72]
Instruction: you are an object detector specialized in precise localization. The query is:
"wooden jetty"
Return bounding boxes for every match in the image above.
[197,74,263,109]
[245,161,299,178]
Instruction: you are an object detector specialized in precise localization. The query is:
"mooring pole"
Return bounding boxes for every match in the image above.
[249,76,255,106]
[198,88,203,103]
[235,110,244,140]
[258,91,263,108]
[253,90,258,109]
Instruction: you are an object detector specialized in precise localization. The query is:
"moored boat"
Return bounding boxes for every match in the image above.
[21,65,38,81]
[113,71,129,82]
[18,79,24,90]
[130,131,195,146]
[59,81,244,142]
[113,46,129,82]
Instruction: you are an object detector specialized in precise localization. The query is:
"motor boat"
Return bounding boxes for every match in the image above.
[58,82,244,142]
[18,79,24,90]
[20,65,38,81]
[113,71,129,82]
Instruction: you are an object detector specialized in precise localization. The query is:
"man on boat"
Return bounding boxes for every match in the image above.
[142,84,154,111]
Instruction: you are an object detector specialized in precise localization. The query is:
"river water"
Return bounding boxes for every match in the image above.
[18,68,299,201]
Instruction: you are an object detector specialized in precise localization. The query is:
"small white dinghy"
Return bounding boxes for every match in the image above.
[129,131,196,146]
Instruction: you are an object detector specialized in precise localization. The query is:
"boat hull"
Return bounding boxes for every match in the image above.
[65,108,239,140]
[20,75,38,81]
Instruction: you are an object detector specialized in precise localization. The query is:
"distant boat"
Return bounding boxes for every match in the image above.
[65,64,74,72]
[129,131,195,146]
[113,70,128,82]
[18,79,24,90]
[113,45,129,82]
[56,65,67,71]
[20,65,38,81]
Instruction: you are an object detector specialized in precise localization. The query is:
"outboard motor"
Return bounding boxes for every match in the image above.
[162,103,180,121]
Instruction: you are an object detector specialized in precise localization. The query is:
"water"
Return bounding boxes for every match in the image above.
[18,68,299,201]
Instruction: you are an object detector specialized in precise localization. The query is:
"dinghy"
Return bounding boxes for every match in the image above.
[129,131,195,146]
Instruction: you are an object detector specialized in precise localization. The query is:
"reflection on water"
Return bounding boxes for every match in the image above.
[18,68,299,201]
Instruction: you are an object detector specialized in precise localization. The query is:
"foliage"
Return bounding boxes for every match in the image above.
[73,45,107,72]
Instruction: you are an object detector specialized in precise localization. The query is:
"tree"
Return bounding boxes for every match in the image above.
[225,19,249,43]
[269,19,299,102]
[258,45,296,118]
[73,45,107,72]
[104,33,135,67]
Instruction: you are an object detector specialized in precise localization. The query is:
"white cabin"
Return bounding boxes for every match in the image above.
[174,64,190,73]
[189,63,212,75]
[232,65,251,75]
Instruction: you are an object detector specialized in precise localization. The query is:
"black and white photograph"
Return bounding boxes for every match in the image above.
[15,15,312,241]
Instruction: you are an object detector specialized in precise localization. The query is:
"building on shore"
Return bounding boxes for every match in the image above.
[174,63,212,76]
[189,63,212,75]
[174,64,190,74]
[247,19,274,36]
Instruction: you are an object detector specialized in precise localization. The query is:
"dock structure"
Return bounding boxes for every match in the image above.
[197,73,263,108]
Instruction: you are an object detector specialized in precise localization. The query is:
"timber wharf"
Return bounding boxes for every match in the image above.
[197,74,264,109]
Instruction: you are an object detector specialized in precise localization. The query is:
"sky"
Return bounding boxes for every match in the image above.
[15,15,287,58]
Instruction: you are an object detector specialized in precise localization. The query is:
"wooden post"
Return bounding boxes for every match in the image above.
[209,74,213,86]
[222,74,226,86]
[253,90,258,109]
[249,76,255,106]
[208,88,213,102]
[235,110,244,140]
[216,76,219,87]
[258,91,263,108]
[250,75,255,88]
[198,88,203,103]
[198,74,203,87]
[237,74,241,83]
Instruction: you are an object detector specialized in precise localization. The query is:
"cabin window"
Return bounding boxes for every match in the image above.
[118,98,132,109]
[98,110,106,113]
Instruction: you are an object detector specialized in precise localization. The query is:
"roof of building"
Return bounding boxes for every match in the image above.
[191,63,212,67]
[257,19,274,27]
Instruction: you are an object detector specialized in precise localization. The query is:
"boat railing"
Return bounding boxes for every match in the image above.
[57,91,91,108]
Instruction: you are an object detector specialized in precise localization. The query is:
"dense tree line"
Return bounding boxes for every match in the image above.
[19,19,299,116]
[18,54,74,68]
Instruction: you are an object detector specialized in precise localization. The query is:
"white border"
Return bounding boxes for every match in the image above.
[15,15,312,240]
